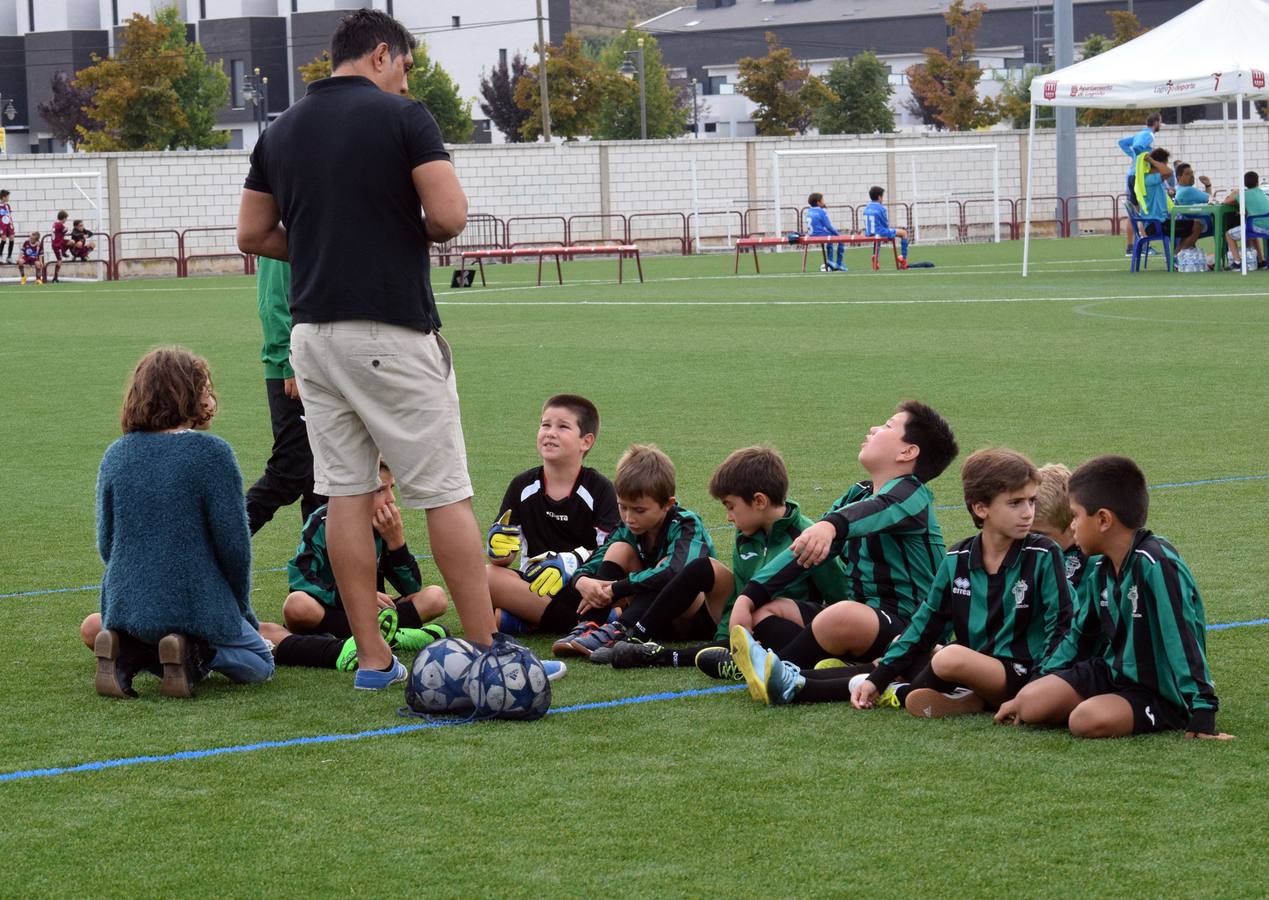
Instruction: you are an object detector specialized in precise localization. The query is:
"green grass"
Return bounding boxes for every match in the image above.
[1,236,1266,896]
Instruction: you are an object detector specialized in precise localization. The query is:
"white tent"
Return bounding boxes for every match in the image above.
[1022,0,1269,275]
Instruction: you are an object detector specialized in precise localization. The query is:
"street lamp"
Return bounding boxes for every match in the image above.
[690,77,699,138]
[241,68,269,134]
[618,38,647,140]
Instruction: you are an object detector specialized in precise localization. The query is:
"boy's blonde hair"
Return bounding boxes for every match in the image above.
[1035,463,1074,532]
[614,444,676,505]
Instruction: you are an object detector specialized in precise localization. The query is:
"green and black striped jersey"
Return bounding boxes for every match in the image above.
[1041,529,1219,733]
[1063,545,1089,590]
[286,505,423,607]
[870,533,1074,689]
[742,476,945,625]
[573,504,714,600]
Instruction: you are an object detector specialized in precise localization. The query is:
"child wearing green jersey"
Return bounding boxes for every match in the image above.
[1032,463,1088,590]
[996,455,1232,740]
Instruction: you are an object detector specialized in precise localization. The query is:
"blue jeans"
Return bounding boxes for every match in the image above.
[208,618,275,683]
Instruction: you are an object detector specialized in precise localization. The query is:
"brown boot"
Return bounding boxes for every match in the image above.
[158,633,197,698]
[94,629,157,698]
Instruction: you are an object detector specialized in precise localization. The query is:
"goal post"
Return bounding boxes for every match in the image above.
[0,170,106,281]
[771,145,1001,245]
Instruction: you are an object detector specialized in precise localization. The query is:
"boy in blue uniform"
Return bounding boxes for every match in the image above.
[996,456,1231,740]
[863,186,909,269]
[806,192,846,272]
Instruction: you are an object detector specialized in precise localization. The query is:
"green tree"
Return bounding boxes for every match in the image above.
[996,64,1053,129]
[814,52,895,135]
[593,30,687,140]
[514,33,606,140]
[737,33,836,136]
[905,0,999,130]
[407,44,474,143]
[157,5,229,149]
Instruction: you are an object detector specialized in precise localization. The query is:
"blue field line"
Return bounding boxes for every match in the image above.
[0,684,745,785]
[4,474,1267,601]
[1206,617,1269,631]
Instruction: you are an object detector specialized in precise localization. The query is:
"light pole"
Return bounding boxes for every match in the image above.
[242,68,269,135]
[0,95,15,155]
[690,77,699,138]
[618,38,647,140]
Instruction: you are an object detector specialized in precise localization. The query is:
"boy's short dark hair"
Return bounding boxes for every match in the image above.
[1245,171,1260,188]
[807,192,823,206]
[330,9,416,69]
[614,444,675,505]
[120,346,216,434]
[869,185,885,202]
[1150,147,1170,163]
[0,190,9,198]
[1174,162,1191,179]
[709,446,788,506]
[1069,455,1149,530]
[960,448,1039,528]
[57,210,68,220]
[897,400,958,483]
[543,393,599,441]
[1146,112,1162,127]
[1035,463,1074,532]
[73,219,84,227]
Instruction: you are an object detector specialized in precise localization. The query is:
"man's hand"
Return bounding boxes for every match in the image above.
[372,502,405,550]
[283,376,299,400]
[523,551,583,597]
[994,698,1022,725]
[728,595,755,633]
[485,511,521,560]
[1185,731,1236,741]
[790,520,836,568]
[575,576,613,613]
[851,679,878,709]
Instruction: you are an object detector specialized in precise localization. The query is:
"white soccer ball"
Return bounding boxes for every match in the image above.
[406,637,477,714]
[466,644,551,720]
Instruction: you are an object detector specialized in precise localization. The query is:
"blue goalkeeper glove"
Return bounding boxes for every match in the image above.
[486,510,521,560]
[522,548,590,597]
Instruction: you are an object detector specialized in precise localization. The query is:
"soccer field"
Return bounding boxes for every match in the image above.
[1,237,1266,896]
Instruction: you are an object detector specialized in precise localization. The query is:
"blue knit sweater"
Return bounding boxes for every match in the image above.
[97,431,258,644]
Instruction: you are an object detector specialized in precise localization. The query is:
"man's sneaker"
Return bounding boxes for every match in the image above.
[874,682,909,710]
[814,658,846,670]
[552,621,599,657]
[157,633,200,699]
[542,659,567,682]
[905,686,986,719]
[353,656,407,690]
[695,646,744,682]
[569,620,629,658]
[610,639,670,669]
[730,625,803,704]
[497,609,534,636]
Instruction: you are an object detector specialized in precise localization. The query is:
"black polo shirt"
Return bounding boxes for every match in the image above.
[244,76,450,333]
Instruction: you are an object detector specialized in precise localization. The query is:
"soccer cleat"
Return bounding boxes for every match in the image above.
[376,607,399,646]
[610,639,670,669]
[157,633,198,698]
[813,658,846,670]
[897,257,909,270]
[552,621,599,657]
[335,636,359,672]
[905,686,986,719]
[873,682,908,710]
[695,646,744,682]
[568,620,629,658]
[390,626,444,656]
[19,275,25,285]
[871,254,880,270]
[819,264,828,272]
[766,659,806,705]
[588,645,616,665]
[353,656,407,690]
[497,609,533,636]
[542,659,567,682]
[730,625,781,703]
[336,609,417,671]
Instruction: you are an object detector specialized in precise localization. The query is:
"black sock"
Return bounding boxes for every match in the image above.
[317,605,351,637]
[539,585,608,632]
[394,600,422,629]
[753,615,804,652]
[625,557,715,639]
[896,663,959,705]
[662,639,726,667]
[274,634,343,669]
[595,561,626,581]
[778,626,833,668]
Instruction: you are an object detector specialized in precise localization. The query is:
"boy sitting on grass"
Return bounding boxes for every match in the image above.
[485,394,619,635]
[995,455,1231,740]
[1032,463,1088,590]
[553,444,732,658]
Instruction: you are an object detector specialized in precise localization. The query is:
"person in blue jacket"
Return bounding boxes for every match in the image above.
[806,192,846,272]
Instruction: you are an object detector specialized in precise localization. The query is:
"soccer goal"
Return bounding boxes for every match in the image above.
[688,158,742,252]
[0,170,106,282]
[770,145,1002,245]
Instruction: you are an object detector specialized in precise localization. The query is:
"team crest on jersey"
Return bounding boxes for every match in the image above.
[952,577,971,597]
[1012,580,1029,609]
[1128,585,1141,618]
[1100,588,1109,607]
[1012,662,1028,677]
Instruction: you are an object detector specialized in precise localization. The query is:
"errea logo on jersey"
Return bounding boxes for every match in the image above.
[1012,580,1030,609]
[952,577,971,597]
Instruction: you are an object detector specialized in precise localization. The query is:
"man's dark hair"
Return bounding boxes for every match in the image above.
[709,446,789,506]
[1174,162,1191,179]
[869,185,885,202]
[542,393,600,443]
[807,192,823,206]
[1069,455,1149,529]
[1245,171,1260,188]
[897,400,957,483]
[1150,147,1170,163]
[1146,112,1162,127]
[331,9,417,69]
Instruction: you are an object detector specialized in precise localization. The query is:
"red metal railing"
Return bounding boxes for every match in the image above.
[566,213,628,248]
[627,211,688,255]
[180,226,251,277]
[686,210,744,252]
[110,229,181,280]
[506,215,568,250]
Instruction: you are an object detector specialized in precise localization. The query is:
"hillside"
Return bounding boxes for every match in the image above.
[571,0,684,35]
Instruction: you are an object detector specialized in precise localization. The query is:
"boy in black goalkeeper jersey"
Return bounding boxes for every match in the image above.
[729,401,958,702]
[846,449,1074,716]
[552,444,733,658]
[996,455,1231,740]
[484,394,620,635]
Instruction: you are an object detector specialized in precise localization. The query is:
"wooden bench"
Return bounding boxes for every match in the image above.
[458,244,644,287]
[734,234,900,274]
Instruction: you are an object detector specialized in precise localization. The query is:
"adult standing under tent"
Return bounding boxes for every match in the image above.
[237,9,496,688]
[1118,113,1161,257]
[1021,0,1269,277]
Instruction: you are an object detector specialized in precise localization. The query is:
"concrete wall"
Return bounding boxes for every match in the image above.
[2,122,1266,264]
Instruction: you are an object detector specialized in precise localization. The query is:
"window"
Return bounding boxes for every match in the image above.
[291,0,298,11]
[199,0,206,18]
[231,60,245,108]
[452,16,460,28]
[499,48,508,69]
[26,0,33,31]
[111,0,118,26]
[704,122,717,133]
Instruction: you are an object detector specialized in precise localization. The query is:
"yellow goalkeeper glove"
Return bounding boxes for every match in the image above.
[486,510,521,560]
[523,548,588,597]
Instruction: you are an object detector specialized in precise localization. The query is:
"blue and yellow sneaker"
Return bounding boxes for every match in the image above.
[730,625,805,705]
[352,657,406,690]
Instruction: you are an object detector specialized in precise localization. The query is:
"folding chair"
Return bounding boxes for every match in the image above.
[1124,200,1172,272]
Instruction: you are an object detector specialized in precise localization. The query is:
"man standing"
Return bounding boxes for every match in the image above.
[237,9,495,688]
[1119,113,1162,256]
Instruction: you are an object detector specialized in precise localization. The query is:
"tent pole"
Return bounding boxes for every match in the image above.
[1237,93,1247,275]
[1223,102,1231,192]
[1023,102,1037,277]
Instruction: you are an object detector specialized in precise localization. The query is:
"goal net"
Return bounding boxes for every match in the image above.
[0,170,106,282]
[768,145,1002,246]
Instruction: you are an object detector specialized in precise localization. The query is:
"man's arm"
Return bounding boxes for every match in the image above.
[236,188,289,261]
[412,160,468,243]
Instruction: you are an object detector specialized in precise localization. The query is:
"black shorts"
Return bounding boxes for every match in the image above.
[794,599,822,626]
[995,656,1034,701]
[1054,658,1187,734]
[860,607,907,661]
[672,603,718,642]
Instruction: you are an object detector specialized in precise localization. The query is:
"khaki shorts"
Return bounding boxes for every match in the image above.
[290,320,472,509]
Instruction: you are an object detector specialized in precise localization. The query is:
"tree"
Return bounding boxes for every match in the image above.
[593,30,687,140]
[996,64,1053,129]
[814,52,895,135]
[479,52,532,142]
[157,5,229,149]
[737,33,836,136]
[1078,11,1150,127]
[300,46,474,142]
[905,0,999,131]
[36,72,98,148]
[514,33,606,140]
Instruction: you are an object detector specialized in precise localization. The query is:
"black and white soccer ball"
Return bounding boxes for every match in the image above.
[405,637,478,715]
[466,637,551,721]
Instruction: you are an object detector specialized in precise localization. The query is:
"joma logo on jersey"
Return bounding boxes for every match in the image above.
[545,511,569,522]
[952,577,971,597]
[739,551,759,561]
[1012,580,1030,609]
